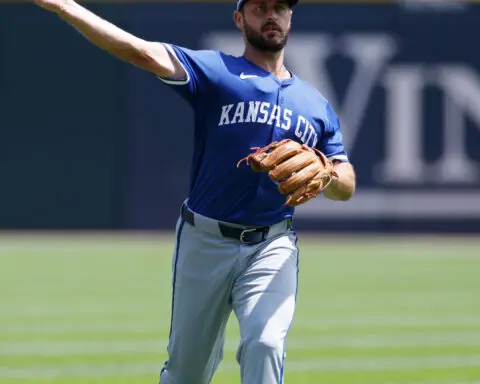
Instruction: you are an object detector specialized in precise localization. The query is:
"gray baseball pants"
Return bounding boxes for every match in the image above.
[159,202,299,384]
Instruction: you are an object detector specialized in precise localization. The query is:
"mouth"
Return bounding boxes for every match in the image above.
[262,24,282,33]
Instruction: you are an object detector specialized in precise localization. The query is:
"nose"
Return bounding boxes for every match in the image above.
[265,6,279,21]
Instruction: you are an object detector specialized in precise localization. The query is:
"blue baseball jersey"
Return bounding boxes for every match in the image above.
[159,44,349,226]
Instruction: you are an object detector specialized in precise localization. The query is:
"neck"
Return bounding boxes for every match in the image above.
[243,45,290,80]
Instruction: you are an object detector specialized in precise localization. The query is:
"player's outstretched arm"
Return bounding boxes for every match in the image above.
[32,0,184,79]
[323,161,356,201]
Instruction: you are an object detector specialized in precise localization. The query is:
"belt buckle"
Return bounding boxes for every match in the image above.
[240,228,258,244]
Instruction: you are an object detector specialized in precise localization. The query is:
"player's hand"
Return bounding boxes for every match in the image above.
[33,0,71,13]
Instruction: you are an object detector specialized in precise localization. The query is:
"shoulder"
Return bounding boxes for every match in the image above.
[165,44,245,77]
[294,76,330,106]
[165,44,245,65]
[164,43,223,64]
[293,76,336,114]
[293,76,340,130]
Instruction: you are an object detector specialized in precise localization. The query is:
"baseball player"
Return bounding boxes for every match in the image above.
[32,0,356,382]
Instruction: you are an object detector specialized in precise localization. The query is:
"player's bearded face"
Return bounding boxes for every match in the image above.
[243,14,290,53]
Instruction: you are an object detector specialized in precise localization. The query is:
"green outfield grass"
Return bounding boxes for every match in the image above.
[1,233,480,384]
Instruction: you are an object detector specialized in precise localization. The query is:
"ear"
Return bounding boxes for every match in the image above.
[233,10,243,30]
[287,9,293,28]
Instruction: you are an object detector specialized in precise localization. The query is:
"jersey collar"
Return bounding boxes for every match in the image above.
[241,56,296,86]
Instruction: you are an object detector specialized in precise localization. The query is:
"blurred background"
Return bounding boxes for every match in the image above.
[1,0,479,233]
[1,0,480,383]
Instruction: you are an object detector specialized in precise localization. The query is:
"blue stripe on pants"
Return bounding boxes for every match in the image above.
[280,233,299,384]
[161,218,185,376]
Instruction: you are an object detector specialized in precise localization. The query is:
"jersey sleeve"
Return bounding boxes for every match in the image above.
[316,102,349,163]
[157,44,218,105]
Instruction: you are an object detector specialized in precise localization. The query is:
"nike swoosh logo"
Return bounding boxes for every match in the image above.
[240,72,258,79]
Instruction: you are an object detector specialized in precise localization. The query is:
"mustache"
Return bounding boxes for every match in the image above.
[262,22,282,32]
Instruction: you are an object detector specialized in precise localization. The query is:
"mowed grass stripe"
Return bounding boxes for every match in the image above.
[5,328,480,343]
[3,325,480,342]
[4,329,480,343]
[3,333,480,356]
[2,298,479,320]
[2,356,480,379]
[3,315,480,334]
[380,381,480,384]
[4,348,480,367]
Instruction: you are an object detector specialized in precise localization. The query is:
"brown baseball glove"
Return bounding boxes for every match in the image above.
[237,139,338,206]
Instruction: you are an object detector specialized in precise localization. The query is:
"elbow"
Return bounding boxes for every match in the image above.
[109,46,144,66]
[131,47,174,78]
[325,162,356,202]
[340,182,356,201]
[117,42,159,72]
[328,189,354,202]
[336,189,355,201]
[323,182,355,201]
[127,47,156,69]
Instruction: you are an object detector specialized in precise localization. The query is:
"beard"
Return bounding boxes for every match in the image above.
[244,19,290,53]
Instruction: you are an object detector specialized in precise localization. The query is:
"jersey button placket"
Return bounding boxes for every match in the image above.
[273,88,285,142]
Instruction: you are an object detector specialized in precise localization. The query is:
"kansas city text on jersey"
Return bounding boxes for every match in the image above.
[218,101,318,147]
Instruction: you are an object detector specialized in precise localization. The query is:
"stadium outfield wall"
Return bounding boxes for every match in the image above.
[1,1,479,233]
